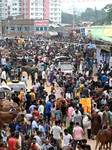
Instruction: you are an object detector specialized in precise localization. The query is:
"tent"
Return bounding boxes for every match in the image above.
[43,31,58,37]
[88,44,96,49]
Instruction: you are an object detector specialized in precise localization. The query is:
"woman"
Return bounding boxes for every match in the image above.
[55,84,63,99]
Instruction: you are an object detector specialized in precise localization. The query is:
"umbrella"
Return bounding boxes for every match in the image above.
[83,35,86,37]
[88,44,96,49]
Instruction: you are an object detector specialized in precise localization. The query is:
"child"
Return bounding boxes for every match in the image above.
[56,107,61,121]
[1,125,6,143]
[63,129,73,146]
[86,117,91,139]
[51,104,56,126]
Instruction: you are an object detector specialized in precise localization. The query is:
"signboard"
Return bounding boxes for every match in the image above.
[34,19,49,27]
[102,45,110,52]
[34,31,44,35]
[80,28,85,34]
[80,98,91,113]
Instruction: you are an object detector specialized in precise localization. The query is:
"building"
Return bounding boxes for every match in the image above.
[0,0,8,21]
[8,0,61,23]
[49,0,61,24]
[1,14,49,37]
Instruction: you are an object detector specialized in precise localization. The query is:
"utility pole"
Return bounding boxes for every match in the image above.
[94,7,98,25]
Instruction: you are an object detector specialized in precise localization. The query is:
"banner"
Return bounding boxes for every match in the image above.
[96,48,101,70]
[18,39,24,44]
[80,98,91,113]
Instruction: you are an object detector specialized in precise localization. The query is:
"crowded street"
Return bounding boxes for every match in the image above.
[0,35,111,150]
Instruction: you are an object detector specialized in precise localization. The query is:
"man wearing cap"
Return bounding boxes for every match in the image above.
[9,104,16,111]
[91,109,101,140]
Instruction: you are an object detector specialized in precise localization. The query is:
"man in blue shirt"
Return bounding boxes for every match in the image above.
[9,117,17,133]
[46,99,52,123]
[21,76,27,86]
[102,73,107,86]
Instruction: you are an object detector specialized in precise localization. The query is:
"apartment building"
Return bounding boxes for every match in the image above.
[0,0,8,21]
[49,0,61,24]
[5,0,61,23]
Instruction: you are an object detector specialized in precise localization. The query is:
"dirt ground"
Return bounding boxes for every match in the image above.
[21,71,97,149]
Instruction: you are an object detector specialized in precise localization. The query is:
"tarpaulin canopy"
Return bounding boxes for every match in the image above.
[88,44,96,49]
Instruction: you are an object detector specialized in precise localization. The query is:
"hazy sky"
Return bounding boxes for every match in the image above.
[61,0,111,10]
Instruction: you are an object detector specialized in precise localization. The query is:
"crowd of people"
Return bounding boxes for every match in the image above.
[0,36,112,150]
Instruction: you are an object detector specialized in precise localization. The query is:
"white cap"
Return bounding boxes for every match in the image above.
[95,109,99,112]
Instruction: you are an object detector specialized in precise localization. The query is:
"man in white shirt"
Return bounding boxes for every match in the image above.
[101,95,107,105]
[42,69,46,86]
[1,56,6,66]
[1,69,7,83]
[32,116,38,135]
[38,101,44,115]
[66,90,71,100]
[63,129,73,146]
[51,121,63,148]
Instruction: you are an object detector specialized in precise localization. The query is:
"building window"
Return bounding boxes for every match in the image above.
[10,27,15,32]
[5,26,9,31]
[44,27,47,31]
[19,8,21,11]
[31,8,33,10]
[17,27,22,32]
[23,8,27,10]
[36,27,39,31]
[24,27,30,32]
[31,13,33,15]
[40,27,43,31]
[23,3,27,5]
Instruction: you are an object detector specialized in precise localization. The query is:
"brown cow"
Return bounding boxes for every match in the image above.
[96,88,104,95]
[95,126,112,150]
[0,100,18,107]
[0,105,20,112]
[0,110,19,131]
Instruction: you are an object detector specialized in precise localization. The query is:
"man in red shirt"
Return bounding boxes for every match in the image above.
[32,107,39,118]
[8,132,17,150]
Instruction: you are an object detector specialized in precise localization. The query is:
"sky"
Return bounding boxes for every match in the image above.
[61,0,111,10]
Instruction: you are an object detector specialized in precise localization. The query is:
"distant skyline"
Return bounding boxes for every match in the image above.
[61,0,111,11]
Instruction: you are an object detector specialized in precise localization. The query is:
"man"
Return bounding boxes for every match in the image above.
[8,132,17,150]
[46,99,52,123]
[68,103,74,122]
[82,84,90,98]
[32,107,39,118]
[1,69,6,85]
[61,101,67,126]
[67,121,74,137]
[42,69,46,86]
[21,76,27,86]
[51,121,63,148]
[9,117,17,133]
[31,70,35,85]
[39,120,45,138]
[34,131,43,147]
[25,110,32,134]
[73,122,84,150]
[32,116,39,135]
[29,89,35,101]
[38,101,44,115]
[29,101,36,114]
[38,83,45,97]
[73,110,82,126]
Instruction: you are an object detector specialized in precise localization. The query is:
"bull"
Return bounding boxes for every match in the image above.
[95,126,112,150]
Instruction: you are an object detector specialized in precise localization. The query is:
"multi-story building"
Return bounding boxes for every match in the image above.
[0,0,8,21]
[7,0,61,23]
[49,0,61,24]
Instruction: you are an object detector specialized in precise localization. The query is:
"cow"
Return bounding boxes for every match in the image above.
[96,88,104,96]
[0,105,20,112]
[0,101,18,107]
[0,110,19,131]
[22,66,43,79]
[95,126,112,150]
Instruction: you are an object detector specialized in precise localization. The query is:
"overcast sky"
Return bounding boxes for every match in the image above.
[61,0,111,10]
